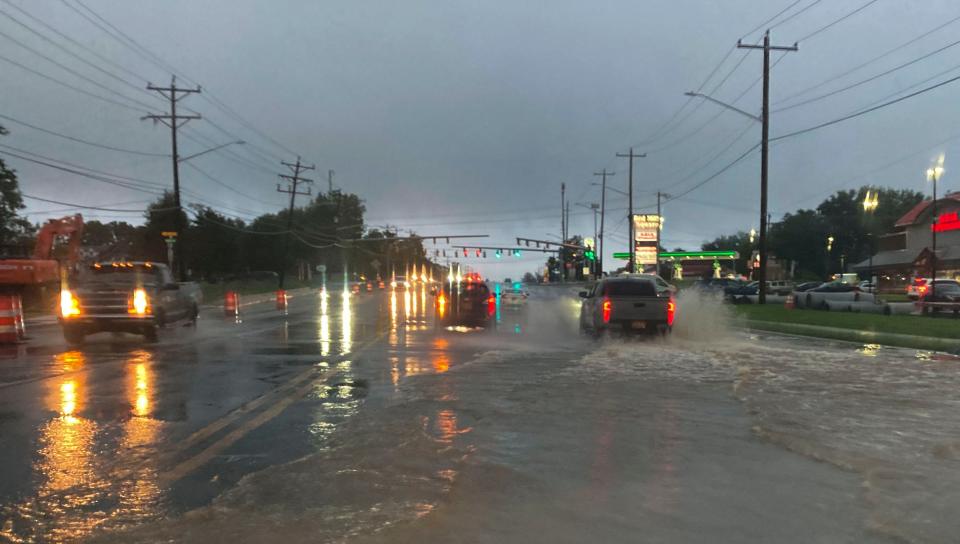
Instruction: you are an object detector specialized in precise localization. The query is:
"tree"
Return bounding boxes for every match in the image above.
[187,206,246,279]
[0,126,33,248]
[702,232,753,274]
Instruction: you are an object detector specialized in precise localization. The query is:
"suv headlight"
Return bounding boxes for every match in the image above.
[60,289,81,318]
[128,288,151,316]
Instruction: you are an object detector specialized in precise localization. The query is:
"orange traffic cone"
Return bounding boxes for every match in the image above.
[0,295,23,343]
[224,291,239,317]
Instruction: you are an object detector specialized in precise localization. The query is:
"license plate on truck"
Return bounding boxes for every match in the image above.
[630,321,647,330]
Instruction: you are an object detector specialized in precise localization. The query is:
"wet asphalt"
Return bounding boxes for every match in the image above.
[0,285,904,543]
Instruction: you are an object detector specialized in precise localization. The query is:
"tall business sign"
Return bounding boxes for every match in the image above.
[632,214,660,271]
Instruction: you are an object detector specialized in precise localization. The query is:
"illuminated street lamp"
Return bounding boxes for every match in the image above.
[927,154,946,300]
[862,190,879,289]
[749,228,756,244]
[827,235,834,252]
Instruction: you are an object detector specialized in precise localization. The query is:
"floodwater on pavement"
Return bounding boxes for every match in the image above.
[2,286,959,543]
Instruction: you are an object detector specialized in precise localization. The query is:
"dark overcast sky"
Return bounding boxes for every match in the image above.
[4,0,960,278]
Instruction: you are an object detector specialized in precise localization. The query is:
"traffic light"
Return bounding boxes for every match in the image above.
[495,249,502,258]
[463,248,468,257]
[584,250,596,261]
[513,249,521,257]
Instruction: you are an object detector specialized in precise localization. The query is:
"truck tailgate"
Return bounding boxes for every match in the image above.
[608,296,669,322]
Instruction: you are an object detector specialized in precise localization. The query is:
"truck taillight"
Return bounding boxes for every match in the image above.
[60,289,81,318]
[667,297,676,327]
[128,288,151,316]
[602,298,612,324]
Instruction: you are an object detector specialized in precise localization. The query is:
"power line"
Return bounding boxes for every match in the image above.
[740,0,806,40]
[0,112,167,157]
[0,52,145,112]
[773,35,960,113]
[774,12,960,106]
[771,72,960,143]
[22,193,173,212]
[666,143,761,203]
[183,162,277,206]
[0,27,156,111]
[794,0,880,43]
[62,0,300,159]
[0,143,167,193]
[0,4,158,100]
[769,0,825,31]
[0,0,149,83]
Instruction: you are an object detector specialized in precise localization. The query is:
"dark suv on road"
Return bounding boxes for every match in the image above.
[436,280,494,327]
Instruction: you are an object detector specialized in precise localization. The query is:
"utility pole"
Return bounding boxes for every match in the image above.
[143,75,201,281]
[277,157,315,289]
[656,192,671,274]
[594,169,615,277]
[616,148,646,273]
[560,183,566,282]
[738,30,797,304]
[328,169,335,194]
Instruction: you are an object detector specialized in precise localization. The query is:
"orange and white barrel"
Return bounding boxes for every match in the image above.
[224,291,240,316]
[785,294,795,310]
[0,295,24,343]
[276,289,288,311]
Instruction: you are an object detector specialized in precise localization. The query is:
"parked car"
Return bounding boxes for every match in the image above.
[579,276,675,336]
[906,278,960,300]
[693,278,745,294]
[799,281,875,309]
[793,281,822,293]
[59,261,202,344]
[918,282,960,315]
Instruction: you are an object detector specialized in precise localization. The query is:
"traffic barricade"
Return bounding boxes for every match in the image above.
[784,294,795,309]
[276,289,288,311]
[0,295,24,343]
[224,291,239,317]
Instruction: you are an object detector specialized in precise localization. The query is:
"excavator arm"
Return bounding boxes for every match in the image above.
[32,214,84,265]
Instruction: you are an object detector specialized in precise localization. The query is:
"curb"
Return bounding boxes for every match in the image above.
[742,319,960,351]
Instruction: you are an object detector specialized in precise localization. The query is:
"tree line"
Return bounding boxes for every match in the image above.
[702,186,924,279]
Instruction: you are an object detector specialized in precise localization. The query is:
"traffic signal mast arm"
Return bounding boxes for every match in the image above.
[514,237,588,251]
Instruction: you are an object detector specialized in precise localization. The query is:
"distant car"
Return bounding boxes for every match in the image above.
[859,280,875,293]
[579,277,675,336]
[907,278,960,300]
[501,288,528,307]
[693,278,745,294]
[726,281,758,296]
[437,280,494,327]
[391,276,408,289]
[794,281,822,292]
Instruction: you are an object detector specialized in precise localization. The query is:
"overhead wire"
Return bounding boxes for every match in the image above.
[773,35,960,113]
[770,72,960,142]
[0,112,167,157]
[774,12,960,106]
[793,0,880,43]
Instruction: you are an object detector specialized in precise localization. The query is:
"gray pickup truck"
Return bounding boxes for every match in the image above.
[59,261,202,344]
[578,276,675,336]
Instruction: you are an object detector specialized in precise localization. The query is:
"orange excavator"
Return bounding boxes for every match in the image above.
[0,214,84,295]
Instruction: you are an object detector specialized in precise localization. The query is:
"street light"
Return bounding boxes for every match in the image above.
[863,190,879,289]
[591,182,628,196]
[178,140,245,163]
[927,154,946,300]
[685,89,775,303]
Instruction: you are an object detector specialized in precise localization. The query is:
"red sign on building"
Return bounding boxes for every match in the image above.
[932,211,960,232]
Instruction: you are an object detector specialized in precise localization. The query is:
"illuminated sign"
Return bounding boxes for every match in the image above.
[932,211,960,232]
[633,214,661,268]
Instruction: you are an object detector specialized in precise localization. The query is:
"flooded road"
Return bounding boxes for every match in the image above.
[0,286,957,542]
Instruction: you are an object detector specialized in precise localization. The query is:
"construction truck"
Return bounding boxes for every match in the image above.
[0,215,84,304]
